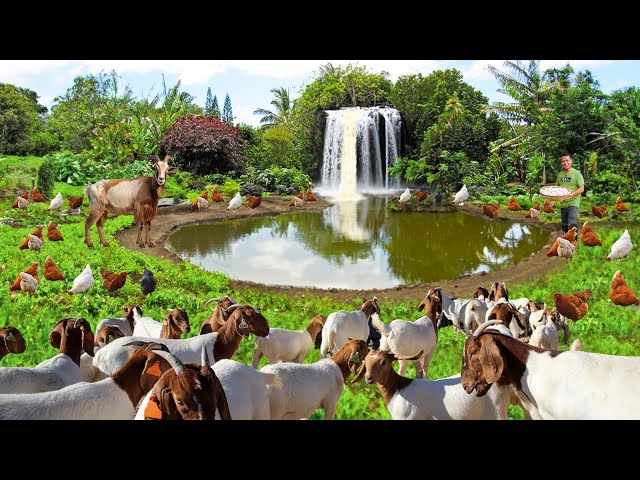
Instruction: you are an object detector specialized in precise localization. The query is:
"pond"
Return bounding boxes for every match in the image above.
[165,195,549,289]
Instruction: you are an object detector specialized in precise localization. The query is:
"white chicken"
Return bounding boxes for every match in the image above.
[48,192,63,212]
[526,207,541,220]
[397,187,411,207]
[607,229,633,261]
[557,237,576,261]
[27,234,43,252]
[19,271,39,293]
[68,264,95,295]
[196,196,209,210]
[18,197,29,209]
[452,184,469,206]
[227,192,242,211]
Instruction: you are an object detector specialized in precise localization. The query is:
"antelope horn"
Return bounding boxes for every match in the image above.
[152,350,185,374]
[472,320,502,337]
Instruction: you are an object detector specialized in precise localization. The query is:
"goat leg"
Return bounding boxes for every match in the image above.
[145,221,154,248]
[97,211,110,247]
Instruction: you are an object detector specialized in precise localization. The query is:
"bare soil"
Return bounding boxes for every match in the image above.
[114,196,566,303]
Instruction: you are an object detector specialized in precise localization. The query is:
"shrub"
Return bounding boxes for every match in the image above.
[158,115,245,176]
[36,158,56,200]
[240,165,310,193]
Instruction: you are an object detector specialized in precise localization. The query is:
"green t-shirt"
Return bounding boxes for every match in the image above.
[556,168,584,208]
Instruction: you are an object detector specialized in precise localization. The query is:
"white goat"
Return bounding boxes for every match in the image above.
[528,315,558,350]
[371,314,437,380]
[320,297,380,358]
[0,342,172,419]
[252,314,325,368]
[461,322,640,419]
[95,305,141,338]
[131,307,191,339]
[352,347,510,420]
[0,318,94,394]
[261,339,369,420]
[94,304,270,379]
[136,357,282,420]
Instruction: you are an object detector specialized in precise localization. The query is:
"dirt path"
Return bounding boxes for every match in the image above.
[114,196,566,303]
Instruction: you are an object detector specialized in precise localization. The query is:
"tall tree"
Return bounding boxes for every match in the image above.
[222,93,233,123]
[0,83,48,154]
[205,87,214,116]
[212,95,220,119]
[253,87,292,129]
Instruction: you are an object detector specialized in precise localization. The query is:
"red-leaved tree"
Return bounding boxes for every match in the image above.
[158,115,245,175]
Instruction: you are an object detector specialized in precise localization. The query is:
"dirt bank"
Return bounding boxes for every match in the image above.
[114,196,565,303]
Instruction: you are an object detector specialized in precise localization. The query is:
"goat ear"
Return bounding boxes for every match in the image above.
[80,321,95,357]
[215,374,232,420]
[479,337,503,384]
[49,319,66,349]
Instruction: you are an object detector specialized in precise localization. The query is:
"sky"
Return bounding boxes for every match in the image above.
[1,60,639,128]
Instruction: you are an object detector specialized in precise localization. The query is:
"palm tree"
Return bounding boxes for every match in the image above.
[253,87,292,129]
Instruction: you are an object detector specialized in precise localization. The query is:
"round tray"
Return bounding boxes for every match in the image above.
[539,186,572,202]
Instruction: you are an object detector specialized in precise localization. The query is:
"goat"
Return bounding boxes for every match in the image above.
[421,287,473,332]
[94,305,140,340]
[261,339,369,420]
[84,154,172,248]
[137,347,231,420]
[320,297,380,358]
[461,321,640,419]
[0,342,173,420]
[371,307,439,380]
[0,326,27,361]
[0,318,94,394]
[93,304,270,378]
[132,307,191,339]
[95,325,126,350]
[252,314,325,368]
[351,346,510,420]
[528,314,558,350]
[199,296,237,334]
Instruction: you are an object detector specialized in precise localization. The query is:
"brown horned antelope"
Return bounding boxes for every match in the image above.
[84,155,173,248]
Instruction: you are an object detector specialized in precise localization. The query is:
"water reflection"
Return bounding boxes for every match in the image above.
[166,196,549,289]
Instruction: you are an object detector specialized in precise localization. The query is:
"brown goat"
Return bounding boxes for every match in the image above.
[84,154,172,248]
[199,296,238,334]
[49,317,95,366]
[95,325,126,349]
[488,282,509,303]
[0,326,27,361]
[212,304,270,361]
[161,308,191,339]
[144,353,231,420]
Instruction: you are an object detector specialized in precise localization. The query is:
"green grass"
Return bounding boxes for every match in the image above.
[2,156,639,419]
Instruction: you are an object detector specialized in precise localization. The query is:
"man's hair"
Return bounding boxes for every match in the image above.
[560,153,572,160]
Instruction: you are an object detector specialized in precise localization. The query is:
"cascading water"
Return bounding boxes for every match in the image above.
[320,106,403,200]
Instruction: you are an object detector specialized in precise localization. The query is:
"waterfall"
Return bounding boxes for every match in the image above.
[320,106,403,200]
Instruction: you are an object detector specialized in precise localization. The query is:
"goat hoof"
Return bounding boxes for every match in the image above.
[148,242,155,248]
[86,242,94,248]
[139,243,146,248]
[101,242,110,247]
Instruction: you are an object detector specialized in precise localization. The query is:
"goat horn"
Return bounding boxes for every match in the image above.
[203,297,224,308]
[226,304,245,312]
[152,350,185,374]
[201,346,210,367]
[472,320,502,337]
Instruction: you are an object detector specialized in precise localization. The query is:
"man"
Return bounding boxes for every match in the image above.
[556,154,585,234]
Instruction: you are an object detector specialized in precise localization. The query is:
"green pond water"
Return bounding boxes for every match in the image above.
[165,196,549,289]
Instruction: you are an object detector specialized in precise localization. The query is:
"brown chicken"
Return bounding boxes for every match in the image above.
[289,196,303,208]
[546,227,578,257]
[10,198,20,209]
[615,196,629,213]
[610,270,639,306]
[482,204,499,219]
[532,202,541,211]
[543,200,555,213]
[43,256,65,281]
[20,190,30,200]
[67,195,84,209]
[306,189,317,202]
[46,222,64,241]
[580,221,602,247]
[190,191,209,208]
[525,207,540,219]
[19,226,44,250]
[591,205,607,218]
[9,262,39,292]
[297,191,305,200]
[554,291,590,321]
[101,270,129,293]
[31,187,45,202]
[211,190,224,202]
[415,191,428,203]
[507,197,522,211]
[247,195,262,209]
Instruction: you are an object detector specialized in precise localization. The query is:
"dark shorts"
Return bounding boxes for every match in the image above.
[561,206,579,234]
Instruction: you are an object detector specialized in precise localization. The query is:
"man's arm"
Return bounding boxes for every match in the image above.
[570,184,585,198]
